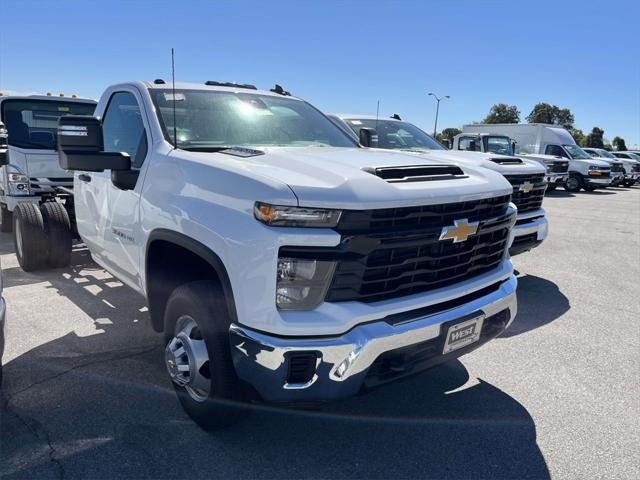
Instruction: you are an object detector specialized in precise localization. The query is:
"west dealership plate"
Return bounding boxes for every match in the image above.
[443,315,485,354]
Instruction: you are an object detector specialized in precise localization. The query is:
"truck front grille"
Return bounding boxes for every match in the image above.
[610,163,624,173]
[503,173,546,214]
[550,161,569,173]
[633,164,640,173]
[324,195,513,303]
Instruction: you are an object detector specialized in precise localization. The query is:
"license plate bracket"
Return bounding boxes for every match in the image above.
[443,314,485,354]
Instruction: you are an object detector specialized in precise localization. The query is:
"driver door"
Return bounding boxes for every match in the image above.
[77,89,150,291]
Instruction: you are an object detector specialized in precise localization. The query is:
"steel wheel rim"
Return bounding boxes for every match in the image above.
[566,177,579,190]
[165,315,212,403]
[15,219,23,258]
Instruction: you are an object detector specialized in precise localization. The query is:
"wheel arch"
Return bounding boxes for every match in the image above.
[145,229,237,332]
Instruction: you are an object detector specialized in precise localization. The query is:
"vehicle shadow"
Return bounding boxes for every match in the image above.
[544,189,574,198]
[581,190,616,195]
[0,249,550,479]
[501,274,570,338]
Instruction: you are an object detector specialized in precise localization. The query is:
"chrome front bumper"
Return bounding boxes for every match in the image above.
[509,209,547,255]
[585,176,611,186]
[229,275,517,403]
[545,172,569,184]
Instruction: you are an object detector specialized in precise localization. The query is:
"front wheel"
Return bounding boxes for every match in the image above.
[564,174,583,192]
[163,280,244,430]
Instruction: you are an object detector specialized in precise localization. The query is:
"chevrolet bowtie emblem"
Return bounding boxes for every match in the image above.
[519,181,534,193]
[439,219,479,243]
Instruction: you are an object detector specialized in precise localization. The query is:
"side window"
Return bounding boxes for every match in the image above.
[545,145,568,158]
[102,92,148,168]
[458,136,480,151]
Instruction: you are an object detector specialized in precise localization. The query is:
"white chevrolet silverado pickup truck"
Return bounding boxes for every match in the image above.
[13,80,518,429]
[329,114,548,255]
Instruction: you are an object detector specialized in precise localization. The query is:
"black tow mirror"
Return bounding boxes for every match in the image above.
[0,121,9,166]
[58,116,131,172]
[468,140,478,151]
[359,127,378,148]
[441,139,451,149]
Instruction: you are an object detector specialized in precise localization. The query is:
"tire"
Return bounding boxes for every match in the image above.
[0,204,12,233]
[13,203,49,272]
[40,201,72,268]
[163,280,244,430]
[564,174,583,192]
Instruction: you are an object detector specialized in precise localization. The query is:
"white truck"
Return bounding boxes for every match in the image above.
[0,94,96,231]
[457,124,612,192]
[13,80,518,430]
[583,148,635,187]
[610,151,640,186]
[329,114,548,256]
[451,129,570,191]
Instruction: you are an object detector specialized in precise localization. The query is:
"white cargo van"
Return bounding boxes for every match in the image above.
[0,94,96,231]
[459,124,612,192]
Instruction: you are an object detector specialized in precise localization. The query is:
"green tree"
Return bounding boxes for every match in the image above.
[584,127,605,148]
[526,103,575,129]
[436,127,462,144]
[482,104,520,124]
[570,128,585,146]
[612,136,627,151]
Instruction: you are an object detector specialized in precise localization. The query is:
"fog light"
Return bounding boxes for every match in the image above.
[276,257,335,310]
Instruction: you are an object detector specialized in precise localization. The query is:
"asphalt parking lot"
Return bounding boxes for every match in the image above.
[1,186,639,480]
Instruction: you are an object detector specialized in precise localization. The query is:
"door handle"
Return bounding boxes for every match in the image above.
[78,174,92,183]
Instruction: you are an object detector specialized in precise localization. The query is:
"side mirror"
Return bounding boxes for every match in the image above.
[359,127,378,148]
[58,116,131,172]
[0,121,8,166]
[511,140,517,153]
[441,139,451,149]
[468,140,478,151]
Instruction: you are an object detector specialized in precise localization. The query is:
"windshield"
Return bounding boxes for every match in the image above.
[563,144,592,160]
[596,149,616,159]
[149,89,356,149]
[1,99,96,150]
[343,118,444,150]
[483,136,513,155]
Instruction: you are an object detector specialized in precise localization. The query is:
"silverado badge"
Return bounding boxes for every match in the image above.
[439,219,479,243]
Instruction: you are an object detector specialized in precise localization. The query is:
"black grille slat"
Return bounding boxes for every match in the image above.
[325,195,512,303]
[611,164,624,173]
[550,162,569,173]
[503,174,546,214]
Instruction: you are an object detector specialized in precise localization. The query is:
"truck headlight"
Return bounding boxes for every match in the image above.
[276,257,336,310]
[255,202,341,228]
[7,172,31,195]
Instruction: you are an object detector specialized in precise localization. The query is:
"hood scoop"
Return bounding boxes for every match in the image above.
[489,157,523,165]
[364,164,466,183]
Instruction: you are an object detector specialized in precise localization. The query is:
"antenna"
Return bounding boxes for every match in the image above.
[171,48,178,149]
[375,100,380,131]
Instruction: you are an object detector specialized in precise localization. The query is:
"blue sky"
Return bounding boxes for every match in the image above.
[1,0,639,147]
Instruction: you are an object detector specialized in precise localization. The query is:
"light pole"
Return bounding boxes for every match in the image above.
[427,92,450,138]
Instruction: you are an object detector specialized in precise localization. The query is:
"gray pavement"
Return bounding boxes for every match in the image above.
[1,186,639,479]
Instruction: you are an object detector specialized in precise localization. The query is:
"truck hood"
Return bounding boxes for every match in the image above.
[521,153,610,168]
[186,147,513,210]
[397,149,545,175]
